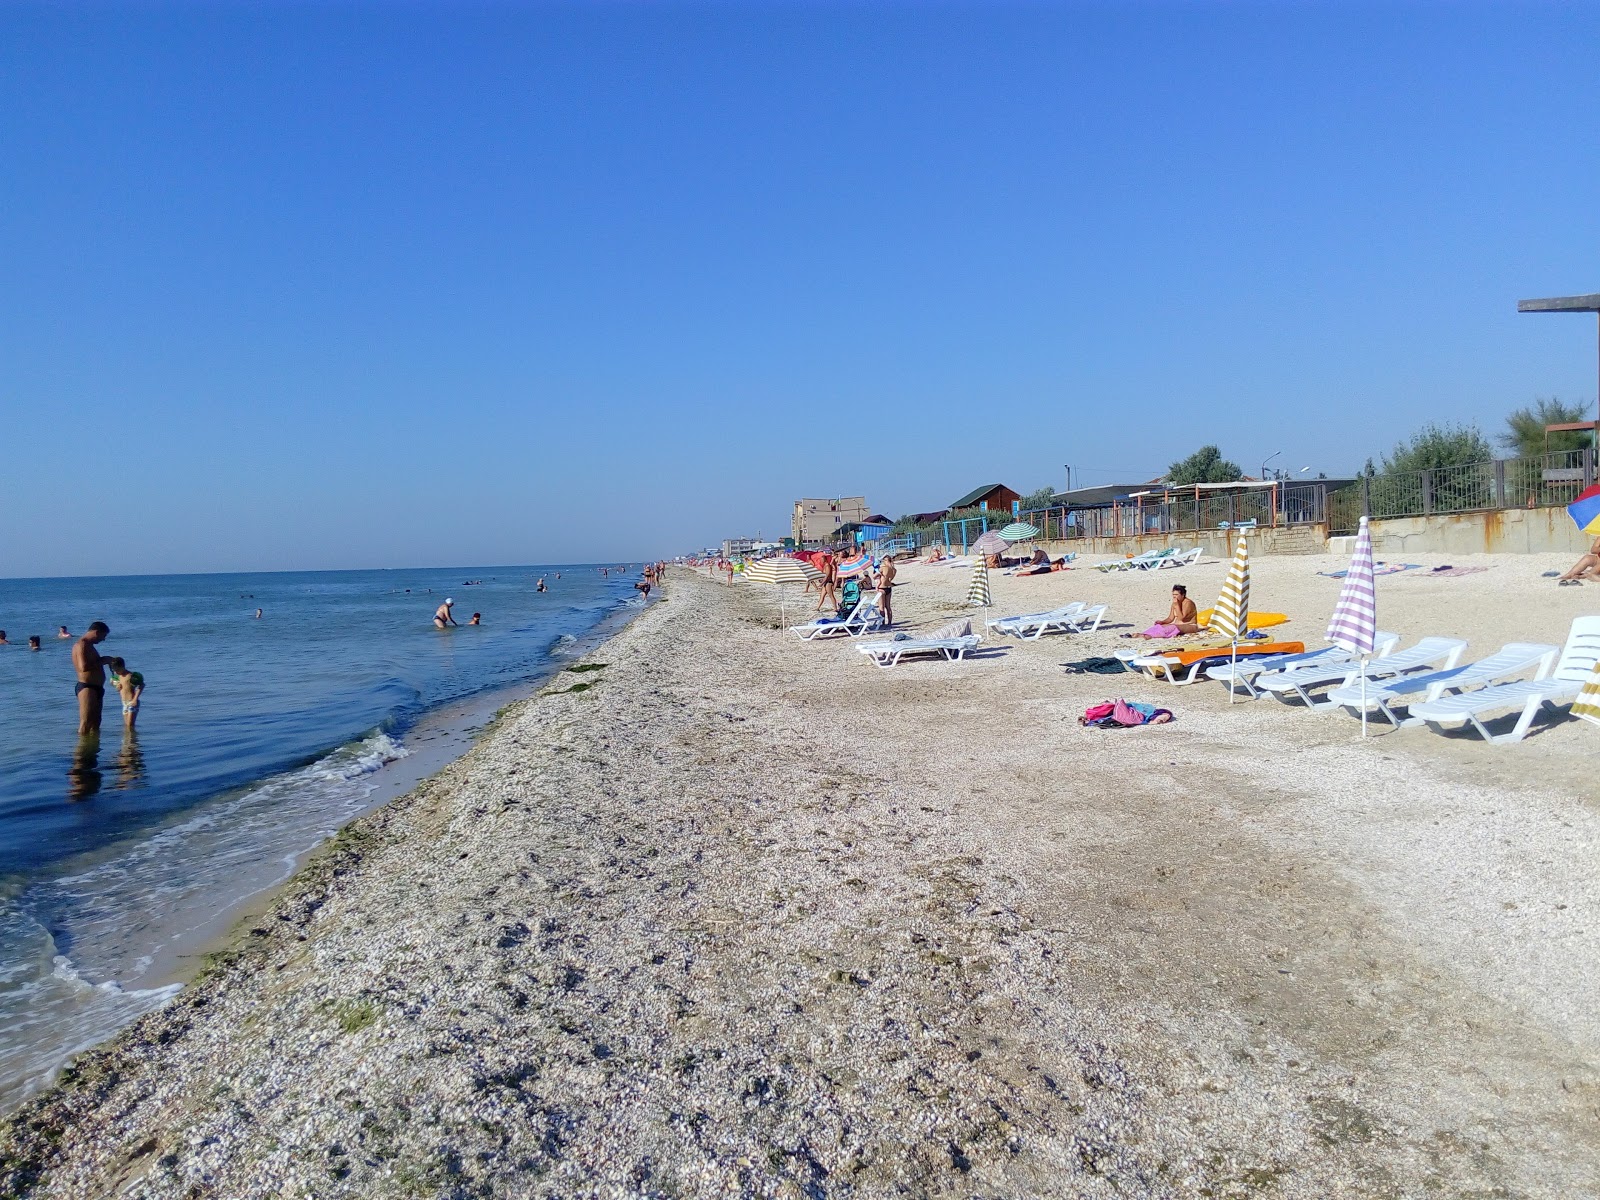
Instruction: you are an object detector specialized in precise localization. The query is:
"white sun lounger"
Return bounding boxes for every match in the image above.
[990,603,1107,639]
[987,602,1084,638]
[1154,548,1202,569]
[1259,636,1467,708]
[1408,618,1600,743]
[1203,633,1401,698]
[1327,642,1560,728]
[856,634,982,668]
[1095,549,1168,573]
[790,596,885,640]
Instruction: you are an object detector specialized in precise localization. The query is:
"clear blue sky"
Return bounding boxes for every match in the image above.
[3,2,1597,575]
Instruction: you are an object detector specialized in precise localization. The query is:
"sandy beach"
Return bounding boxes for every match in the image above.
[4,555,1598,1198]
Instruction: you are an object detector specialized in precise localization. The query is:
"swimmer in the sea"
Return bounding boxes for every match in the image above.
[469,612,482,625]
[57,625,72,640]
[434,598,458,628]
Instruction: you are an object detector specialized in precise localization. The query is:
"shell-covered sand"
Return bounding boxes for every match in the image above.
[4,554,1598,1198]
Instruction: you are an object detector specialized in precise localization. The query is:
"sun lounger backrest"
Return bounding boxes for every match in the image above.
[1551,616,1600,682]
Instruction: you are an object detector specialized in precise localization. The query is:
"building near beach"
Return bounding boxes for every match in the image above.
[948,483,1021,514]
[792,496,870,548]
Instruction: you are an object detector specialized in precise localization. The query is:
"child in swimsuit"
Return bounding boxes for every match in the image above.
[107,658,145,729]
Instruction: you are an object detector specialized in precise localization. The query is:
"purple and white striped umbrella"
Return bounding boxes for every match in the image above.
[1326,516,1377,654]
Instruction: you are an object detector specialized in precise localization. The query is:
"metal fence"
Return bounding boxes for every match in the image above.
[1020,481,1330,542]
[1326,448,1597,535]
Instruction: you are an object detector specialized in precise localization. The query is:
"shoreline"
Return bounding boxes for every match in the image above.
[0,590,655,1119]
[3,565,1595,1197]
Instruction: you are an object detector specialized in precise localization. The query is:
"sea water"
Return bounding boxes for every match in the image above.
[0,565,642,1112]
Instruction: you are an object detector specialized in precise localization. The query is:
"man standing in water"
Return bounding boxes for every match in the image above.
[71,621,112,736]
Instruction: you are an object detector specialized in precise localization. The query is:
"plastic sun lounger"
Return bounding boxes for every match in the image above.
[1408,617,1600,744]
[1327,642,1559,728]
[1094,550,1166,573]
[1154,548,1202,569]
[1124,641,1306,686]
[1259,636,1468,708]
[856,634,982,669]
[986,602,1085,639]
[1128,549,1180,571]
[1204,635,1400,699]
[790,597,885,640]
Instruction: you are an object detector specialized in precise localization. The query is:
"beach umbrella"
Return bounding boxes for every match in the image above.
[1209,531,1251,704]
[1572,660,1600,728]
[971,529,1007,557]
[999,522,1039,541]
[743,557,822,629]
[1567,482,1600,535]
[836,552,872,578]
[1326,514,1379,737]
[965,561,992,607]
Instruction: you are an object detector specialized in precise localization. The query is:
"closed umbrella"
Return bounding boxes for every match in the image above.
[1326,515,1379,737]
[971,529,1007,557]
[743,557,823,630]
[1572,660,1600,728]
[1209,531,1251,704]
[999,522,1039,541]
[965,561,992,608]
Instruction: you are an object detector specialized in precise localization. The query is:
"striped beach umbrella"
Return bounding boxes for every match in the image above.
[999,522,1039,541]
[1326,515,1379,735]
[1572,660,1600,728]
[836,552,872,578]
[743,557,822,630]
[1209,531,1250,703]
[965,561,993,607]
[971,529,1008,557]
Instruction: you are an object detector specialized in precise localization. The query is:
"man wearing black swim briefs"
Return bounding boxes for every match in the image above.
[71,621,112,736]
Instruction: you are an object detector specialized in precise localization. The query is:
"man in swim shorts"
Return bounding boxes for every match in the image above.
[71,621,112,735]
[434,598,458,628]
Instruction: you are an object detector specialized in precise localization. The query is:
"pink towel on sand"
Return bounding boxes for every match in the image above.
[1140,623,1181,638]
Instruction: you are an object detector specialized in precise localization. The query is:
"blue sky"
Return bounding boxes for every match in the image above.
[3,2,1597,575]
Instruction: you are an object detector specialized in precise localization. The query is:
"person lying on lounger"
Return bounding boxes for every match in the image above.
[1136,584,1201,636]
[1558,537,1600,585]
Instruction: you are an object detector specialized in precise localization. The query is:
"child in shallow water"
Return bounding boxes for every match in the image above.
[107,657,145,729]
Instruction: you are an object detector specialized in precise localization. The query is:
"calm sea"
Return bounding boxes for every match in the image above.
[0,564,642,1111]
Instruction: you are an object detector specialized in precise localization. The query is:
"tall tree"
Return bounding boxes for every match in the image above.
[1017,485,1058,511]
[1166,445,1242,485]
[1499,397,1594,457]
[1380,423,1492,474]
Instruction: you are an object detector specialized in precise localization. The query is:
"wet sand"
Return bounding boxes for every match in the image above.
[3,562,1596,1198]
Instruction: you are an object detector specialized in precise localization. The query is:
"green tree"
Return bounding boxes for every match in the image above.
[1017,485,1058,512]
[1499,397,1594,457]
[1380,422,1492,474]
[1166,445,1242,485]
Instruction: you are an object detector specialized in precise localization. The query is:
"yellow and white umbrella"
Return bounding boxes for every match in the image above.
[1210,531,1250,704]
[965,561,992,608]
[1573,660,1600,727]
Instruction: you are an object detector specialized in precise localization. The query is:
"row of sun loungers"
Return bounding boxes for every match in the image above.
[1125,618,1600,744]
[791,587,1600,744]
[1094,547,1201,572]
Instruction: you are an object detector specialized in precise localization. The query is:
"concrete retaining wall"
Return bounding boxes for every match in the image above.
[1039,524,1326,560]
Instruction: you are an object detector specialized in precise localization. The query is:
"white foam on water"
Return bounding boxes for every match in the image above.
[0,729,409,1113]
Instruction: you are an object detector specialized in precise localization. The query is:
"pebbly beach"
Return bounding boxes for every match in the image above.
[4,557,1597,1198]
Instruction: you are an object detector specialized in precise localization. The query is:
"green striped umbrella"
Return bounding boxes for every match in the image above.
[999,522,1039,541]
[965,561,993,608]
[1209,532,1250,703]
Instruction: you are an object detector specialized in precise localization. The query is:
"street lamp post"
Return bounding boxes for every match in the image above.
[1517,292,1600,443]
[1261,451,1282,482]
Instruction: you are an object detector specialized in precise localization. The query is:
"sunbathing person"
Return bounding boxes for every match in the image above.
[1137,584,1201,637]
[1558,537,1600,585]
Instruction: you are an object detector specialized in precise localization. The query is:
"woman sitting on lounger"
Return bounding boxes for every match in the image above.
[1138,584,1201,636]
